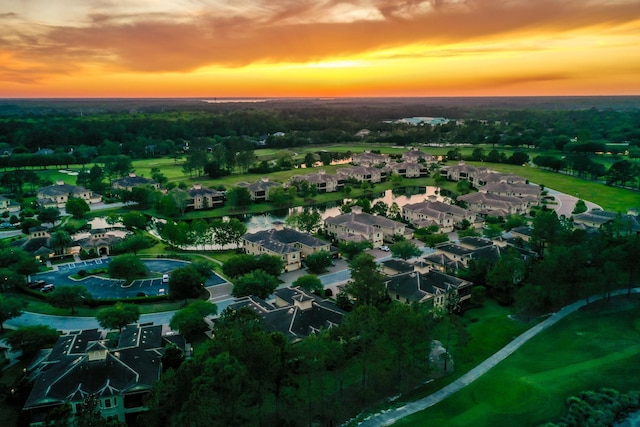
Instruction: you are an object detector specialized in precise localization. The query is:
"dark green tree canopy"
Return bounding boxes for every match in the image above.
[169,265,207,301]
[108,254,149,281]
[65,197,90,219]
[96,302,141,332]
[292,274,323,293]
[49,285,91,314]
[390,240,422,260]
[232,270,279,299]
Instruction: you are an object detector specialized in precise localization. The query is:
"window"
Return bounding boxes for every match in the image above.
[103,398,112,408]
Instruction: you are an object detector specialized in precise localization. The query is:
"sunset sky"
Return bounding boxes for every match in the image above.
[1,0,640,98]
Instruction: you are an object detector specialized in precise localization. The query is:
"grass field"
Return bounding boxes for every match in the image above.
[395,295,640,427]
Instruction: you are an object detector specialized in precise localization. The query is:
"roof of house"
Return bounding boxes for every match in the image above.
[325,211,404,231]
[24,324,180,410]
[458,192,525,209]
[381,259,414,274]
[434,242,474,257]
[385,270,471,302]
[511,226,533,237]
[237,179,281,193]
[573,210,640,233]
[228,287,345,341]
[243,227,328,253]
[112,174,156,188]
[38,182,92,197]
[404,200,470,218]
[188,185,223,197]
[458,236,494,249]
[291,171,340,185]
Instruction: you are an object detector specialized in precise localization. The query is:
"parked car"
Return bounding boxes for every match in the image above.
[162,274,169,283]
[158,288,166,296]
[380,245,390,252]
[40,284,55,293]
[29,280,46,289]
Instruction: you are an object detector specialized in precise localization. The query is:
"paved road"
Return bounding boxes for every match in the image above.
[535,185,602,218]
[356,287,640,426]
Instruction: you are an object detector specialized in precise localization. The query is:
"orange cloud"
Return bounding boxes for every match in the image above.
[0,0,639,96]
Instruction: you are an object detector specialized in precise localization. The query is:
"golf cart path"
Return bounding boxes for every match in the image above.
[356,287,639,426]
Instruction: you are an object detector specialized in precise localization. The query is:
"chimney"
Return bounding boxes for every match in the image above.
[351,206,363,214]
[428,195,438,202]
[192,183,202,190]
[128,172,136,178]
[273,221,285,231]
[56,180,64,186]
[261,177,270,183]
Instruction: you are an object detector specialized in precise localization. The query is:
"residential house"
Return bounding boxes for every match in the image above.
[37,180,102,209]
[479,181,541,203]
[324,206,411,247]
[290,170,343,193]
[385,269,473,309]
[337,166,386,183]
[458,192,529,217]
[74,228,127,256]
[186,184,224,210]
[402,199,476,232]
[402,148,437,165]
[439,161,494,186]
[381,259,414,276]
[242,223,331,272]
[22,324,187,426]
[227,287,345,342]
[351,151,389,167]
[386,161,428,178]
[0,195,21,215]
[572,210,640,234]
[510,226,533,242]
[429,242,475,268]
[237,177,282,202]
[112,173,160,192]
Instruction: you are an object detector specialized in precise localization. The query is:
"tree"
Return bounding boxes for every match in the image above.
[49,285,91,314]
[169,265,206,302]
[226,187,252,208]
[115,233,153,255]
[37,207,60,226]
[286,210,322,234]
[222,254,284,278]
[388,202,401,220]
[0,295,25,331]
[96,302,141,332]
[108,254,148,281]
[169,300,217,341]
[304,153,316,168]
[269,187,295,208]
[50,230,73,257]
[338,241,372,260]
[121,210,147,231]
[572,199,588,215]
[531,209,563,255]
[345,253,387,307]
[6,325,59,358]
[371,201,389,217]
[232,270,279,299]
[486,250,526,305]
[390,240,421,260]
[305,250,333,274]
[0,268,25,292]
[212,218,247,249]
[65,197,90,219]
[292,275,323,293]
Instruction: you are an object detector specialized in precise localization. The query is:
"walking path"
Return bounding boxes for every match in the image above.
[356,287,639,426]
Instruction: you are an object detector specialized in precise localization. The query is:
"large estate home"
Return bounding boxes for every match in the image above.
[439,161,493,184]
[290,170,344,193]
[37,180,102,209]
[572,210,640,234]
[242,223,330,272]
[402,199,476,232]
[386,161,429,178]
[237,177,282,202]
[479,181,541,202]
[457,192,530,217]
[337,166,386,183]
[186,183,224,210]
[351,151,389,167]
[402,148,437,164]
[111,173,160,192]
[23,324,188,426]
[324,206,411,247]
[386,269,473,308]
[227,287,345,342]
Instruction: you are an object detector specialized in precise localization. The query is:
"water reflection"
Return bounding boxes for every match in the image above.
[239,186,443,234]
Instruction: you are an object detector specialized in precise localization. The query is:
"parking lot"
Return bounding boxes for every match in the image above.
[31,258,228,299]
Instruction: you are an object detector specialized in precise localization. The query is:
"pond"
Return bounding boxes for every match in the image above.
[238,186,444,234]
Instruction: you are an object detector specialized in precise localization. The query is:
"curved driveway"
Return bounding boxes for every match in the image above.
[357,287,639,426]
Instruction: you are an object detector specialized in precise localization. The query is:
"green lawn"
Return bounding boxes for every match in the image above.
[464,162,638,212]
[396,296,640,427]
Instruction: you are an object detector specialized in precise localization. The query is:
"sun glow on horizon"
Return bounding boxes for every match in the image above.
[1,0,639,97]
